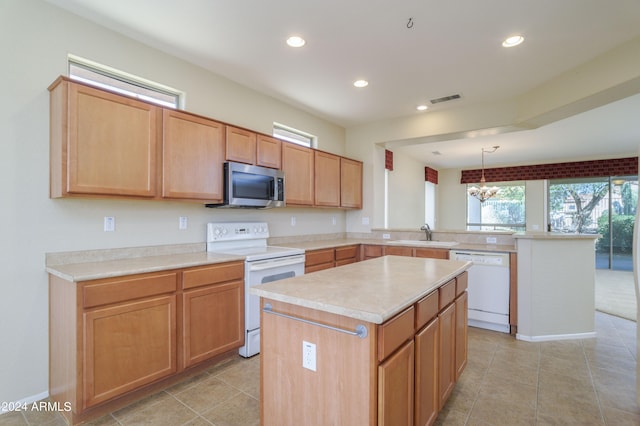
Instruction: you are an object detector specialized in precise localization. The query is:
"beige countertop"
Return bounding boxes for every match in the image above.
[46,251,244,282]
[280,238,516,253]
[251,255,471,324]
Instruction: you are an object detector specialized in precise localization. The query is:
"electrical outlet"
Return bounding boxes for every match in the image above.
[362,217,369,225]
[382,233,391,239]
[302,341,316,371]
[332,216,337,226]
[179,216,188,230]
[291,216,296,226]
[486,237,497,244]
[104,216,115,232]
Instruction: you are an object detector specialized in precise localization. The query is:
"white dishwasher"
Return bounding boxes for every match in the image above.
[450,250,510,333]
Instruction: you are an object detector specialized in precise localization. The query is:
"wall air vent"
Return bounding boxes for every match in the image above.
[430,94,462,104]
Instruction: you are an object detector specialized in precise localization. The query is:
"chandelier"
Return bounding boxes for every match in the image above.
[467,146,500,202]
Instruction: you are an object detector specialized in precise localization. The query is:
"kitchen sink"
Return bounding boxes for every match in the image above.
[386,240,459,248]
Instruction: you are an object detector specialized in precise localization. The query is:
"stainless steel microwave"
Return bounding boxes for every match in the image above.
[206,161,285,208]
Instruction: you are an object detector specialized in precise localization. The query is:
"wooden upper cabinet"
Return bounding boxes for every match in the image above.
[225,125,256,165]
[314,151,341,207]
[282,142,314,206]
[341,157,363,209]
[162,110,225,202]
[49,78,160,198]
[257,134,282,169]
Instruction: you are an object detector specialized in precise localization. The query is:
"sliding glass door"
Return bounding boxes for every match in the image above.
[548,176,638,270]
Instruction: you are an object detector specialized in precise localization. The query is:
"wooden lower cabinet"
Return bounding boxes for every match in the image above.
[455,291,468,380]
[83,295,176,408]
[378,340,415,426]
[335,245,359,266]
[305,248,335,273]
[49,261,244,425]
[438,303,456,409]
[182,281,243,368]
[362,244,384,259]
[415,318,439,426]
[305,245,360,273]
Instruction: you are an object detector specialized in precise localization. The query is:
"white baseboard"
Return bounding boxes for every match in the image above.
[516,331,597,342]
[0,390,49,414]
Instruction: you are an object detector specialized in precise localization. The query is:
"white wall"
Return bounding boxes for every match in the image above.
[0,0,348,404]
[387,151,426,229]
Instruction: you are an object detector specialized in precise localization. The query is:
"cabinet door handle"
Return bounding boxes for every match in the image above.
[263,303,368,339]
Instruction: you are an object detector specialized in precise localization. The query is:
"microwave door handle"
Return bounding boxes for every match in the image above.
[270,179,276,200]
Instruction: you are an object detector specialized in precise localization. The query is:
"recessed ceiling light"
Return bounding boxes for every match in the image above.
[502,35,524,48]
[286,36,306,48]
[416,105,428,111]
[353,79,369,88]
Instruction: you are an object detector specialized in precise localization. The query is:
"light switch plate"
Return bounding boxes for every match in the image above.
[104,216,115,232]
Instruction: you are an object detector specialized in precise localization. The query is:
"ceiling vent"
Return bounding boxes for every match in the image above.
[430,93,462,105]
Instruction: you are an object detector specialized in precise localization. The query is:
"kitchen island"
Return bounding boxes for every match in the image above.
[252,255,471,425]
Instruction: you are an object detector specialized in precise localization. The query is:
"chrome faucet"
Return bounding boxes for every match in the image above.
[420,223,433,241]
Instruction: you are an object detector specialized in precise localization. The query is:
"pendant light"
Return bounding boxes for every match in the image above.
[467,146,500,202]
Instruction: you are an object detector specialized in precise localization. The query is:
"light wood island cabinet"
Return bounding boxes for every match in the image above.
[162,109,225,202]
[255,257,470,426]
[48,260,245,425]
[49,77,160,199]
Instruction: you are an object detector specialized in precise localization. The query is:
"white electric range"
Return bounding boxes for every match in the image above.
[206,222,305,357]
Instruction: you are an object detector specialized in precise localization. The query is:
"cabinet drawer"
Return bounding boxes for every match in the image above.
[83,272,177,308]
[182,262,244,290]
[305,262,334,274]
[306,249,335,267]
[415,291,439,330]
[377,306,415,361]
[415,248,449,259]
[385,246,413,257]
[438,279,456,310]
[335,245,358,261]
[456,271,468,295]
[363,245,383,258]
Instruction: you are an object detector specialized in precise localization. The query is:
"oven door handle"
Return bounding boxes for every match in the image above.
[247,255,305,271]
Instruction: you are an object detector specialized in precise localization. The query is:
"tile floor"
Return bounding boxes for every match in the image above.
[1,311,637,425]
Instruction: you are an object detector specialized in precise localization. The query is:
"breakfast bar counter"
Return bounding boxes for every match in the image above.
[252,255,471,425]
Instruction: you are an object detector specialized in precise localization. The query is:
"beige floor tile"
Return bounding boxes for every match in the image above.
[0,410,28,426]
[201,393,259,426]
[536,392,604,425]
[434,406,468,425]
[467,394,536,425]
[214,355,261,399]
[539,352,591,380]
[602,405,640,425]
[538,369,595,401]
[116,397,198,426]
[477,374,538,411]
[172,376,241,414]
[486,360,539,387]
[111,390,174,421]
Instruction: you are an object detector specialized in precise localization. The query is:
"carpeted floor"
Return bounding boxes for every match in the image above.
[595,269,637,321]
